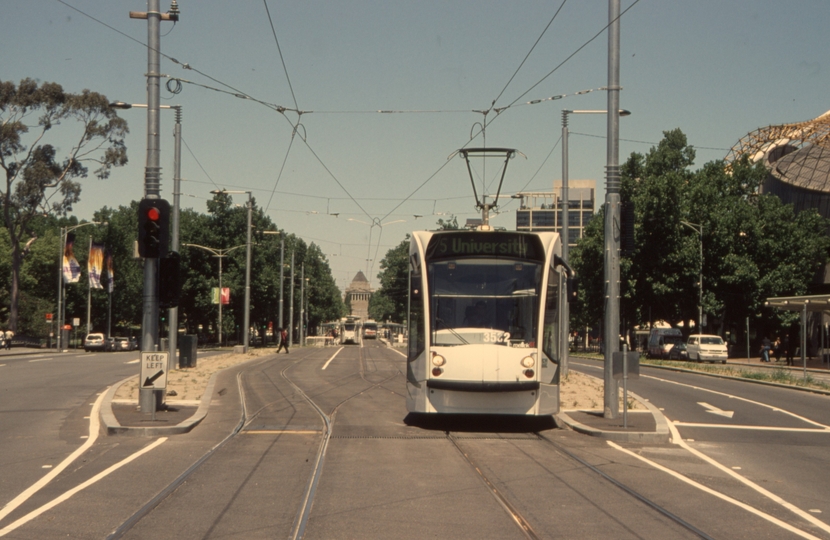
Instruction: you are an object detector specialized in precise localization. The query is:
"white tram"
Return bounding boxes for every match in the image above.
[340,317,361,345]
[405,229,570,416]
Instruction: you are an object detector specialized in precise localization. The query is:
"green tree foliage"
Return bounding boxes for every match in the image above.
[0,79,128,331]
[571,129,830,346]
[369,237,410,324]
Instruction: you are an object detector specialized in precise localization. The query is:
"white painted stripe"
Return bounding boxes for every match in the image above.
[0,438,167,537]
[672,422,830,432]
[572,361,830,431]
[0,391,106,524]
[321,348,344,370]
[608,440,823,540]
[664,417,830,535]
[644,373,830,430]
[28,358,53,363]
[388,347,407,358]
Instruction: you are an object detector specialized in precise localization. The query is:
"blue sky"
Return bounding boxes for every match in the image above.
[3,1,828,289]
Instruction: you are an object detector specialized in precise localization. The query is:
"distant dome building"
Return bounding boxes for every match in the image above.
[345,271,373,320]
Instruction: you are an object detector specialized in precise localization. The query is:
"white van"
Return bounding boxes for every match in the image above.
[686,334,728,364]
[647,328,684,359]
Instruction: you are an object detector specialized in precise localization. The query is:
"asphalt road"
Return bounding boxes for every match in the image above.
[1,344,829,539]
[572,358,830,540]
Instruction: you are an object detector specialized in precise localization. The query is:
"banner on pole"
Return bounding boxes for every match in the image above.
[88,242,104,289]
[62,234,81,283]
[212,287,231,305]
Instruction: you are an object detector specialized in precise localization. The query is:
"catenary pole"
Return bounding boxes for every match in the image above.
[604,0,622,419]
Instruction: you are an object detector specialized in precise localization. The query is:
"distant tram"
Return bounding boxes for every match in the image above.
[406,229,572,416]
[340,318,361,345]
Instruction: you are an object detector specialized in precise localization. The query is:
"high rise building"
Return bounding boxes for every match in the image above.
[514,180,596,246]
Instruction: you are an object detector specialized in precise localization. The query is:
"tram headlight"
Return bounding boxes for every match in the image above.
[520,356,535,368]
[431,353,446,367]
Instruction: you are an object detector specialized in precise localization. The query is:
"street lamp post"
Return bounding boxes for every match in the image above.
[212,190,253,352]
[57,221,104,351]
[561,109,630,378]
[681,221,704,332]
[289,251,295,347]
[260,230,283,345]
[300,263,305,346]
[182,243,246,346]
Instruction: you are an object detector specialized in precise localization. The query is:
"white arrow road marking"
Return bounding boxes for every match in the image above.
[698,402,734,418]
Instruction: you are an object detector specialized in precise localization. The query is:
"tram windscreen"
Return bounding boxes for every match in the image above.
[428,258,541,346]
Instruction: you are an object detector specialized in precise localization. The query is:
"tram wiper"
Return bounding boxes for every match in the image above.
[434,319,469,345]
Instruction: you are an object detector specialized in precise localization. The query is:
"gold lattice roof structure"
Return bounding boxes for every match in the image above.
[725,110,830,167]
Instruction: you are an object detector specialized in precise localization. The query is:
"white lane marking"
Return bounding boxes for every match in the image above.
[388,347,406,358]
[608,440,823,540]
[0,390,105,523]
[664,417,830,535]
[0,438,167,537]
[572,361,830,430]
[698,402,734,418]
[321,347,344,370]
[126,359,140,364]
[28,358,53,363]
[672,422,830,432]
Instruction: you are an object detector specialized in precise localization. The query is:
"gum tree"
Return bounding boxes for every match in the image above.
[0,79,127,331]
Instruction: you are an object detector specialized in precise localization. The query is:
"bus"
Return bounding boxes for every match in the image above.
[363,320,378,339]
[405,229,572,416]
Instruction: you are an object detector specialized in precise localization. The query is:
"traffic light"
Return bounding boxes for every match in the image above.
[159,252,181,308]
[138,199,170,258]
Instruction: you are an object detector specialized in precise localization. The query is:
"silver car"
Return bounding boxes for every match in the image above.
[84,333,106,352]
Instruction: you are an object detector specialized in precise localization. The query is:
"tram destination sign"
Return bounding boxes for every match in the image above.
[427,232,544,261]
[140,351,169,390]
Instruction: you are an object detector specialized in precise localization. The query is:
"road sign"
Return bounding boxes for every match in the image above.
[46,313,53,321]
[140,352,169,390]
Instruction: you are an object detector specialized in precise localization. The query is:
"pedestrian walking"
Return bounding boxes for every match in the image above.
[277,328,289,354]
[4,329,13,350]
[761,336,771,362]
[773,337,782,362]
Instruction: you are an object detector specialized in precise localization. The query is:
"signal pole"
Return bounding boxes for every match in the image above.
[131,0,179,412]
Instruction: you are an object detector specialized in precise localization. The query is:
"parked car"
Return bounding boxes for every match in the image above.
[686,334,728,364]
[84,333,106,352]
[668,342,688,361]
[114,337,131,351]
[129,337,139,351]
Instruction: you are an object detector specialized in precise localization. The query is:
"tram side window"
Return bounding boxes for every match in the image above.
[409,267,425,361]
[542,264,559,365]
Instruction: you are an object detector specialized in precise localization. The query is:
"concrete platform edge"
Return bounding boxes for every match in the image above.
[556,390,671,443]
[102,370,220,437]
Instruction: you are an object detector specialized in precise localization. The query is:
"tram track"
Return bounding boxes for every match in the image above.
[282,344,403,540]
[440,426,714,540]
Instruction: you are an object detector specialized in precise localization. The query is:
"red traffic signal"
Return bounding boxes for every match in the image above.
[138,199,170,258]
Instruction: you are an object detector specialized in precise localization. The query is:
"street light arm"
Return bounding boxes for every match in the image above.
[182,243,247,257]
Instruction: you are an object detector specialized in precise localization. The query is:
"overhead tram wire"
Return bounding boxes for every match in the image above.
[489,0,569,110]
[476,0,643,141]
[262,0,299,112]
[64,0,640,241]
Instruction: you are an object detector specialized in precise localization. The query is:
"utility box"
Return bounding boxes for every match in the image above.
[179,335,197,368]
